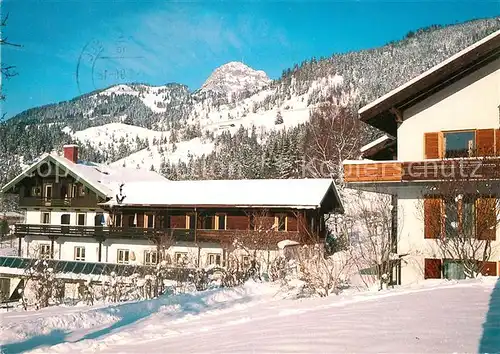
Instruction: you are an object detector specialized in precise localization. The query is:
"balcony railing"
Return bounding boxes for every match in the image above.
[19,197,98,208]
[344,157,500,183]
[14,224,302,244]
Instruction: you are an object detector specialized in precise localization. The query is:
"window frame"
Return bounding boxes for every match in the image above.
[44,183,53,200]
[40,244,51,259]
[77,213,86,226]
[144,250,158,265]
[185,214,196,229]
[443,130,476,159]
[145,213,155,228]
[207,253,222,266]
[275,214,287,232]
[215,214,227,230]
[174,252,188,265]
[74,246,86,261]
[41,212,51,224]
[32,186,42,197]
[117,249,130,264]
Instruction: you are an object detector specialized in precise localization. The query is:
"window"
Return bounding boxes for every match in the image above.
[276,214,287,231]
[175,252,188,265]
[145,213,154,228]
[61,214,70,225]
[78,185,86,197]
[71,184,77,198]
[144,250,158,265]
[41,212,51,224]
[32,186,42,197]
[443,260,466,280]
[74,246,85,261]
[444,195,475,237]
[241,255,250,267]
[207,253,221,266]
[115,214,122,227]
[203,215,214,229]
[444,131,475,158]
[249,215,256,230]
[44,184,53,200]
[216,214,226,230]
[77,213,86,226]
[117,249,130,264]
[186,214,196,229]
[40,244,51,259]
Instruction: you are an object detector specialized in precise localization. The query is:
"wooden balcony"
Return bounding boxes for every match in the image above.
[19,197,98,208]
[14,224,302,245]
[344,162,402,182]
[344,157,500,183]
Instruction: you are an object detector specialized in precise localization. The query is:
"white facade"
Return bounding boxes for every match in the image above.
[395,57,500,284]
[398,57,500,161]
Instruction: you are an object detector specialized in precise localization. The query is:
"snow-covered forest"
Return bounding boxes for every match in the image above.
[0,17,499,189]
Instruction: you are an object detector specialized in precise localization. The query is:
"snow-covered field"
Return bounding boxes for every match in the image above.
[1,278,499,353]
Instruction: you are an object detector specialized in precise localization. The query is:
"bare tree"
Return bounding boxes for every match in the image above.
[416,166,500,278]
[347,190,400,290]
[304,104,365,180]
[1,13,20,103]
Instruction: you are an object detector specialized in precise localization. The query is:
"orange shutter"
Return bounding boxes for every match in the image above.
[476,197,497,240]
[479,261,498,276]
[496,129,500,156]
[424,197,442,239]
[424,258,442,279]
[424,132,440,159]
[476,129,495,157]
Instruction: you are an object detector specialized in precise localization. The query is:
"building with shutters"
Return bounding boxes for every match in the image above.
[343,29,500,284]
[0,145,342,272]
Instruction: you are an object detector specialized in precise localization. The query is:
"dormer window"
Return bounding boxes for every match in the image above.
[444,131,475,158]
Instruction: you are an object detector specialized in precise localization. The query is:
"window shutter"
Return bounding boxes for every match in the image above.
[424,258,442,279]
[424,197,442,239]
[496,129,500,156]
[424,132,440,159]
[479,261,498,276]
[476,197,497,240]
[476,129,495,157]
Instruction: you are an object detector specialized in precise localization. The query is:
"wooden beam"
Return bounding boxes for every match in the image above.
[389,107,403,124]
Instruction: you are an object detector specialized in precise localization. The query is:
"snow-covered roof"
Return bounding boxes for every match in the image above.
[359,134,394,153]
[104,178,343,212]
[1,153,168,198]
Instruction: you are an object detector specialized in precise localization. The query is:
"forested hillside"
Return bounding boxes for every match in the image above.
[1,17,499,189]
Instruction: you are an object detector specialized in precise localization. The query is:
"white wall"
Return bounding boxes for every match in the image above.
[396,186,500,285]
[399,57,500,161]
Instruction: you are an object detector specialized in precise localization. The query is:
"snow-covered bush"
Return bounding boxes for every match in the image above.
[77,279,96,305]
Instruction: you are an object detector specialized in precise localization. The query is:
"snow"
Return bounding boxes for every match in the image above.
[200,61,270,96]
[359,29,500,115]
[360,134,395,153]
[71,123,166,148]
[106,178,338,209]
[1,154,169,198]
[97,85,175,113]
[1,278,499,353]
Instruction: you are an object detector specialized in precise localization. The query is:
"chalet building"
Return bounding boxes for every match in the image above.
[0,145,342,271]
[343,29,500,284]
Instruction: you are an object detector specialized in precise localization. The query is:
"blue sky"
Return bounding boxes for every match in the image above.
[1,0,499,119]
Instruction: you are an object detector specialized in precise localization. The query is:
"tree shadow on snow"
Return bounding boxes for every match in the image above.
[78,291,252,342]
[0,329,67,354]
[479,278,500,354]
[1,290,253,352]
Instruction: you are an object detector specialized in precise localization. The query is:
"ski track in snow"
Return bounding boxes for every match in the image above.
[0,278,498,353]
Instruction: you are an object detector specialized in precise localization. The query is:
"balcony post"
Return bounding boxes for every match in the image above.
[18,234,22,257]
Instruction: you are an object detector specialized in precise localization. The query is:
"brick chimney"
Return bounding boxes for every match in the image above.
[63,144,79,163]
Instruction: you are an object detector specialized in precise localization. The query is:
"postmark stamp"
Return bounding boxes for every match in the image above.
[76,34,144,94]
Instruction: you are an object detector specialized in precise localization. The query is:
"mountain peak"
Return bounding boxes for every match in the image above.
[200,61,270,96]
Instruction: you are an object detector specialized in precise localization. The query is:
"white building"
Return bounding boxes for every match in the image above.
[344,29,500,284]
[0,145,342,271]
